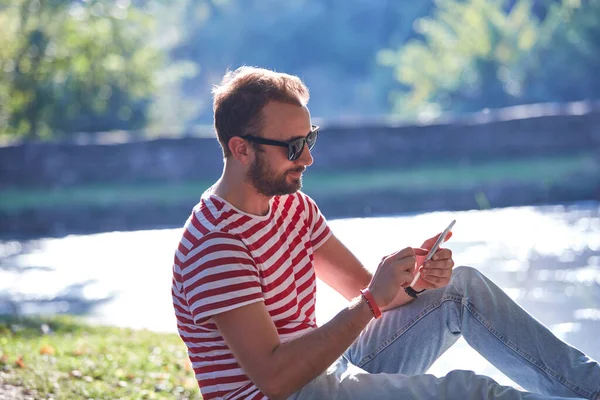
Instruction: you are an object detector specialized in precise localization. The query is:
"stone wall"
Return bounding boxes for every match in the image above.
[1,102,600,238]
[2,102,600,190]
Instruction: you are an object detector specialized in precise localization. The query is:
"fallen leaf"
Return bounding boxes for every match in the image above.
[39,345,55,355]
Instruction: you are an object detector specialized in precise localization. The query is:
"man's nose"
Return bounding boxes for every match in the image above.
[296,143,313,167]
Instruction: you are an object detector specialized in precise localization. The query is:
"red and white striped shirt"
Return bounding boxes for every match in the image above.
[171,191,332,399]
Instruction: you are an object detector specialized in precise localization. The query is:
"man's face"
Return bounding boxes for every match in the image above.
[245,101,314,197]
[247,150,304,196]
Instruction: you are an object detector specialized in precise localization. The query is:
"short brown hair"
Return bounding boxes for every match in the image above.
[212,66,310,157]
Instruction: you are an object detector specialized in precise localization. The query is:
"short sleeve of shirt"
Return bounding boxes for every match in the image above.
[181,232,263,325]
[301,193,332,250]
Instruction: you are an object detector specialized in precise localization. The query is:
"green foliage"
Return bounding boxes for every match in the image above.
[169,0,437,123]
[0,0,599,138]
[159,0,600,124]
[379,0,542,116]
[379,0,600,118]
[0,0,163,139]
[524,0,600,102]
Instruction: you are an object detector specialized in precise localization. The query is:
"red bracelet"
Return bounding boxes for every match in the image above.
[360,288,382,319]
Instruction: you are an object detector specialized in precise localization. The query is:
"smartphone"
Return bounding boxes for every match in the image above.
[409,219,456,287]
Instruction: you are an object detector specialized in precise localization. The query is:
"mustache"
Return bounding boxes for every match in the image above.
[287,167,305,174]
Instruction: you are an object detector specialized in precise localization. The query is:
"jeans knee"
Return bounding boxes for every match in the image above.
[452,265,481,282]
[449,265,485,296]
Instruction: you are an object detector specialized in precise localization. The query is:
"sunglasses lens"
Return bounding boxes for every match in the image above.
[288,138,304,161]
[307,129,318,150]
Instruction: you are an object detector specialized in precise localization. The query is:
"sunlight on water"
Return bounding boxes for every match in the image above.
[1,202,599,387]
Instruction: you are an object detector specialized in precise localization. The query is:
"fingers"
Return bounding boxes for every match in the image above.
[382,246,413,260]
[414,247,451,267]
[371,247,421,308]
[420,273,446,286]
[420,257,455,287]
[413,247,429,256]
[396,246,415,259]
[431,248,452,261]
[380,246,415,265]
[384,247,416,266]
[422,255,454,272]
[395,247,417,275]
[421,231,453,250]
[421,264,453,279]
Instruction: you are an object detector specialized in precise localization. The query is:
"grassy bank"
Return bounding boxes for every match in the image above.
[0,316,201,399]
[0,153,597,213]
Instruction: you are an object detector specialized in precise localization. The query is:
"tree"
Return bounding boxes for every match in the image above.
[0,0,163,139]
[524,0,600,103]
[378,0,600,119]
[378,0,550,118]
[168,0,438,124]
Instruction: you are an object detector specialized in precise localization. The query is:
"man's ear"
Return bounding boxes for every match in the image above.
[228,137,253,165]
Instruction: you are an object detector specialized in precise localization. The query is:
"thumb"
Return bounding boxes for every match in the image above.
[414,247,429,256]
[414,247,428,267]
[421,231,453,250]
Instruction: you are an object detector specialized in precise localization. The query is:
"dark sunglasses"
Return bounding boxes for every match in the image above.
[241,125,319,161]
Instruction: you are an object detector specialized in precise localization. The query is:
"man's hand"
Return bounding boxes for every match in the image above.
[368,247,419,312]
[412,232,455,291]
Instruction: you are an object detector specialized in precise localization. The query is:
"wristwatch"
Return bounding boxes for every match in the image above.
[404,286,426,298]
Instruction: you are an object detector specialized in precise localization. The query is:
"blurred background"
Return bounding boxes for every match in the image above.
[0,0,600,397]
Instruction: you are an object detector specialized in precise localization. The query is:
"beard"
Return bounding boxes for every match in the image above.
[247,152,304,197]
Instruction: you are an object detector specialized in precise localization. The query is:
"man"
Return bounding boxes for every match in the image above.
[171,66,600,400]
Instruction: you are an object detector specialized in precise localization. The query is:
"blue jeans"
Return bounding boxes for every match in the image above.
[289,266,600,400]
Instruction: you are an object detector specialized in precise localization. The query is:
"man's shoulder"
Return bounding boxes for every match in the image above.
[178,195,243,253]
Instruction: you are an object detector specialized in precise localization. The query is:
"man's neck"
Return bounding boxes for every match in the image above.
[211,166,272,217]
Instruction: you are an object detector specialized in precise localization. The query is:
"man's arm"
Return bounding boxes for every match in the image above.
[212,295,373,399]
[212,247,417,399]
[313,235,416,308]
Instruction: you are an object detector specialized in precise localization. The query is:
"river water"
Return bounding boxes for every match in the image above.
[1,202,599,387]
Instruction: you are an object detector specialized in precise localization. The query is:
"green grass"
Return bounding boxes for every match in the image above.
[0,154,597,212]
[0,316,201,399]
[0,181,212,212]
[302,154,599,195]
